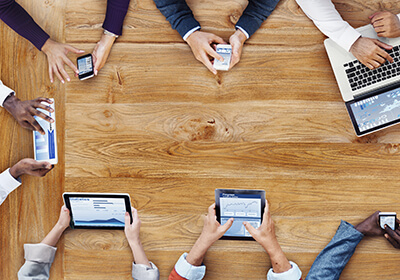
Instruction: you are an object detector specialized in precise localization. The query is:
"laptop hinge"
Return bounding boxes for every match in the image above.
[352,80,400,101]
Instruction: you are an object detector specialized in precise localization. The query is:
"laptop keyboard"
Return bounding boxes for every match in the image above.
[344,45,400,91]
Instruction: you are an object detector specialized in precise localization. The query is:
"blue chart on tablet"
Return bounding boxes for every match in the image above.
[69,197,126,227]
[220,193,262,237]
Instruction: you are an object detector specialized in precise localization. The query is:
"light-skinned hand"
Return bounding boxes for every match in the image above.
[229,29,247,70]
[384,218,400,249]
[355,211,385,236]
[186,31,226,75]
[125,207,140,245]
[370,11,400,38]
[9,158,53,179]
[92,33,116,76]
[3,96,54,135]
[56,206,71,230]
[41,38,84,83]
[350,37,393,69]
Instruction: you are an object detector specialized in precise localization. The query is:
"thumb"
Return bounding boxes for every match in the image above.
[369,12,380,19]
[32,161,52,170]
[66,44,85,54]
[211,34,226,45]
[124,212,130,227]
[243,221,256,236]
[220,217,234,233]
[375,39,393,50]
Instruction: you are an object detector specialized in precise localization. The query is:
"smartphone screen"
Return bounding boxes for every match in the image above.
[379,213,396,230]
[77,54,94,80]
[213,44,232,71]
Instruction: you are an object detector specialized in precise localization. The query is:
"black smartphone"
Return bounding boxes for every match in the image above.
[379,212,398,230]
[77,54,94,80]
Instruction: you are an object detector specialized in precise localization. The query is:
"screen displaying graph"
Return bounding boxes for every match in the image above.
[349,87,400,132]
[70,197,126,227]
[220,193,262,237]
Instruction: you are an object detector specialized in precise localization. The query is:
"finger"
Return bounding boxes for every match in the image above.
[385,225,400,242]
[243,221,256,236]
[373,53,386,65]
[30,161,52,171]
[66,44,85,54]
[132,207,138,221]
[64,57,79,75]
[208,203,216,216]
[49,65,54,83]
[32,109,54,123]
[369,11,381,20]
[38,167,53,177]
[385,233,400,248]
[365,62,375,70]
[34,102,54,114]
[263,200,270,222]
[20,121,36,132]
[376,47,394,63]
[220,217,234,233]
[371,16,384,25]
[205,45,223,62]
[29,118,45,135]
[94,59,101,76]
[375,40,393,51]
[54,65,65,84]
[124,212,130,226]
[35,97,53,104]
[210,34,226,45]
[58,63,71,82]
[200,53,217,75]
[62,205,69,213]
[368,59,381,69]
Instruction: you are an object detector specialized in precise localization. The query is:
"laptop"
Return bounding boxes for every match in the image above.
[325,23,400,136]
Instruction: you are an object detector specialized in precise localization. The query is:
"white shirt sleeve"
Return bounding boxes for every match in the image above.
[0,168,22,206]
[183,26,201,41]
[267,261,302,280]
[132,261,160,280]
[174,253,206,280]
[296,0,361,52]
[0,80,15,107]
[18,243,57,280]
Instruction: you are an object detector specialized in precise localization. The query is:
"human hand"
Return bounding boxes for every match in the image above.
[350,37,393,69]
[384,218,400,249]
[92,33,116,76]
[355,211,385,236]
[56,206,71,230]
[124,207,141,246]
[3,96,54,135]
[243,200,278,252]
[41,38,84,83]
[229,29,247,69]
[9,158,53,179]
[186,31,226,75]
[370,11,400,38]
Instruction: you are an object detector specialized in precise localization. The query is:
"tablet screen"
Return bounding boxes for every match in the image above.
[219,192,263,237]
[69,197,126,227]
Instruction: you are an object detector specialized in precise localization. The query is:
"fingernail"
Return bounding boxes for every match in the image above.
[61,80,65,84]
[80,50,85,53]
[67,78,70,82]
[125,212,128,216]
[50,119,54,123]
[385,234,389,238]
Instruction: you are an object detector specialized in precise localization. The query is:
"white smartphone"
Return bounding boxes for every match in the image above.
[379,212,397,230]
[33,99,58,165]
[213,44,232,71]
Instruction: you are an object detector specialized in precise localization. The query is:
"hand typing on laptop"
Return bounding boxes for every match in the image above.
[370,11,400,38]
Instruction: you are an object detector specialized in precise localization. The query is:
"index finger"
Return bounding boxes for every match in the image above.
[29,117,46,135]
[35,97,53,104]
[63,56,79,75]
[385,225,400,241]
[200,53,217,75]
[205,45,223,62]
[32,109,54,123]
[208,203,216,216]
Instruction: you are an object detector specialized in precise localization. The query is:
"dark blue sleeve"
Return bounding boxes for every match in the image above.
[102,0,131,36]
[236,0,280,38]
[305,220,364,280]
[0,0,49,50]
[153,0,200,38]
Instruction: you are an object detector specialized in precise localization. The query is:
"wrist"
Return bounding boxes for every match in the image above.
[9,163,22,179]
[3,94,18,113]
[41,38,53,54]
[55,222,69,232]
[101,33,116,45]
[234,29,247,44]
[128,238,142,248]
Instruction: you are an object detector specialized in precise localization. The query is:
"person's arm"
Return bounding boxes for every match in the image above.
[125,208,160,280]
[0,0,49,50]
[168,203,233,280]
[0,159,52,206]
[0,80,14,107]
[383,218,400,249]
[17,206,70,280]
[305,211,383,280]
[244,201,302,280]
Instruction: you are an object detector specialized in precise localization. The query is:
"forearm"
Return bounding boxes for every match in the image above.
[41,223,66,247]
[262,239,291,273]
[102,0,131,36]
[185,235,211,266]
[295,0,360,52]
[0,0,49,49]
[129,240,151,267]
[153,0,200,38]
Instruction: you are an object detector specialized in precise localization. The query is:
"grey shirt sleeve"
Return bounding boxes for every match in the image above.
[18,243,57,280]
[132,261,160,280]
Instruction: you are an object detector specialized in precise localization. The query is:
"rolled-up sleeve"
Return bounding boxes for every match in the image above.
[267,261,302,280]
[0,168,21,206]
[18,243,57,280]
[0,80,14,107]
[171,253,206,280]
[132,261,160,280]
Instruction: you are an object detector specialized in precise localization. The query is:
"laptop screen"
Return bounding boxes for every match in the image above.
[346,84,400,136]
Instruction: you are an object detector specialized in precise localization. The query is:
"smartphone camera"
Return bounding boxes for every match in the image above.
[77,54,94,80]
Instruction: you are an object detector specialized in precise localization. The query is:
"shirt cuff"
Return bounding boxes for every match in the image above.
[132,261,160,280]
[267,261,302,280]
[338,25,361,52]
[174,253,206,280]
[397,14,400,22]
[183,26,201,41]
[0,81,15,107]
[0,168,21,195]
[24,243,57,263]
[235,26,250,39]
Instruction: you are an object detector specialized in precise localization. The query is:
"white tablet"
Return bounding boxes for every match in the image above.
[63,192,132,229]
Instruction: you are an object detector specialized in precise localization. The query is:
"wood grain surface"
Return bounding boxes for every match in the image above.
[1,0,400,279]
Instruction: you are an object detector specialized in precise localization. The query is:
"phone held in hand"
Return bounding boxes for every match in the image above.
[213,44,232,71]
[33,99,58,165]
[77,54,94,80]
[379,212,397,230]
